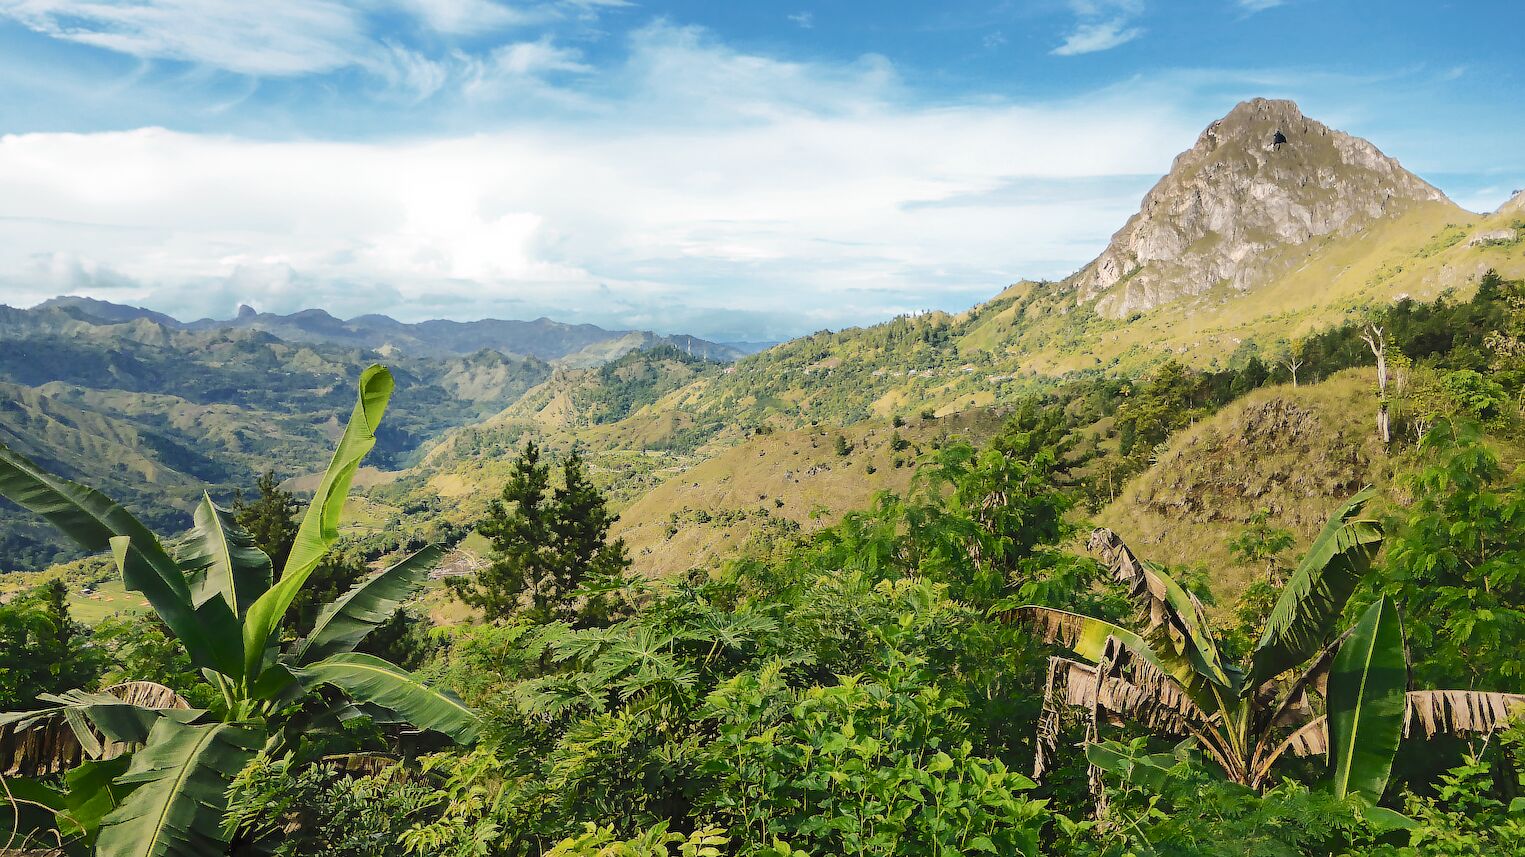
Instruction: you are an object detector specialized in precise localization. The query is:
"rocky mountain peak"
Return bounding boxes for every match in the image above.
[1070,97,1450,318]
[1499,189,1525,217]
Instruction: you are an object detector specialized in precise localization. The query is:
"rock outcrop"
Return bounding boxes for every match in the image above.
[1069,98,1450,318]
[1499,189,1525,217]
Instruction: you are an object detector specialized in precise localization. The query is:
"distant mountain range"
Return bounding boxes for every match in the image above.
[35,296,765,365]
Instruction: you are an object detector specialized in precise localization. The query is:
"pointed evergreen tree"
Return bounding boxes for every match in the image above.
[233,470,300,571]
[451,442,630,624]
[551,449,632,625]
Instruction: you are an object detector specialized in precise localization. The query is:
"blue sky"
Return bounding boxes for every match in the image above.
[0,0,1521,340]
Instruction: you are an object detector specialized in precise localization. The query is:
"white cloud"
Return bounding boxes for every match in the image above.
[1237,0,1285,11]
[1053,19,1143,56]
[1052,0,1145,56]
[0,0,625,78]
[397,0,533,34]
[787,11,813,29]
[489,37,590,75]
[0,0,369,75]
[0,23,1201,340]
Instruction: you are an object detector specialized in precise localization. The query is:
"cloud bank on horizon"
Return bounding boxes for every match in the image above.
[0,0,1520,341]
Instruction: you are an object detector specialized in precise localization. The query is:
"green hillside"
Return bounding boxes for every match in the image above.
[0,305,553,569]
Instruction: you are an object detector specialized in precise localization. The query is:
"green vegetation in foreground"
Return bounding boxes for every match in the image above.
[0,367,478,857]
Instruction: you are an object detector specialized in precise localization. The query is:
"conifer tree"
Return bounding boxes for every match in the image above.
[451,442,630,623]
[234,469,364,634]
[233,470,300,570]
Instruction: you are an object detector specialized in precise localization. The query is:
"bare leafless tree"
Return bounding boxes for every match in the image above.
[1282,354,1304,387]
[1360,322,1390,445]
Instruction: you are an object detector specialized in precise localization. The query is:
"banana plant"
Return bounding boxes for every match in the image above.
[1004,489,1525,798]
[0,365,478,857]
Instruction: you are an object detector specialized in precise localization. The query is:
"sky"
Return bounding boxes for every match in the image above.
[0,1,1521,341]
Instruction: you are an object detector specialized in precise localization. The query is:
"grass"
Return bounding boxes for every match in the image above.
[958,201,1525,376]
[1094,368,1523,608]
[613,408,1010,578]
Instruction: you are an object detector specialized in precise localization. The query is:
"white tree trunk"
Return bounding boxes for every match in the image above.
[1361,324,1391,445]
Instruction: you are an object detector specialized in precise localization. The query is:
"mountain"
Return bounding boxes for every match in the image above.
[6,98,1523,582]
[183,305,747,362]
[394,98,1524,579]
[1071,98,1448,317]
[32,296,746,363]
[0,302,554,569]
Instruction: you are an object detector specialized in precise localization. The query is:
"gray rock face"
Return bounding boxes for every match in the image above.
[1069,98,1449,318]
[1469,228,1519,247]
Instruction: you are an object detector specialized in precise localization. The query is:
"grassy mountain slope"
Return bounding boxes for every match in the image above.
[979,201,1525,375]
[372,101,1525,579]
[0,305,556,569]
[612,408,1009,578]
[1095,368,1522,606]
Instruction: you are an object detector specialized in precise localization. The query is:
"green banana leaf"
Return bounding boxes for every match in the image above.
[176,492,273,618]
[57,755,135,842]
[1004,605,1209,699]
[94,719,263,857]
[0,445,180,581]
[1328,598,1407,800]
[294,544,444,666]
[1137,559,1235,690]
[1092,530,1234,690]
[110,536,243,678]
[241,365,393,683]
[0,447,236,674]
[294,652,479,744]
[1248,489,1383,691]
[2,689,201,748]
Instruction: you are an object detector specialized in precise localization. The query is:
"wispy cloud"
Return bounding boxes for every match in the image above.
[1237,0,1286,12]
[0,0,625,78]
[1052,0,1145,56]
[0,0,369,75]
[1052,19,1143,55]
[787,11,813,29]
